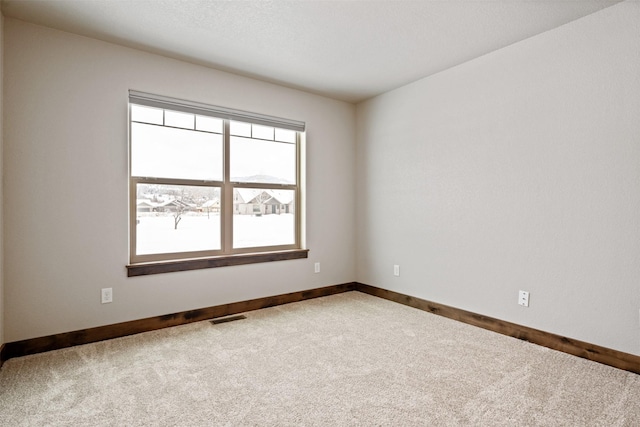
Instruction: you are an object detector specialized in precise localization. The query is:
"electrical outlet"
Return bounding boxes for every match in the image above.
[393,265,400,277]
[101,288,113,304]
[518,290,529,307]
[314,262,320,273]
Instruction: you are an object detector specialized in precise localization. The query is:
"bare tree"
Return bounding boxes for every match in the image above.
[173,203,188,229]
[172,189,192,230]
[173,207,184,230]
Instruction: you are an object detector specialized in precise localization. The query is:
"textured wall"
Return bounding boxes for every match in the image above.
[356,2,640,354]
[3,19,356,342]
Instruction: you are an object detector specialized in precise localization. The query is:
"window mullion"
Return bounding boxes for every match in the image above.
[222,119,233,254]
[296,131,301,248]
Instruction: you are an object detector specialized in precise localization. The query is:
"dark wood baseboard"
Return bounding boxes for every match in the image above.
[3,281,638,375]
[2,282,357,361]
[355,283,640,375]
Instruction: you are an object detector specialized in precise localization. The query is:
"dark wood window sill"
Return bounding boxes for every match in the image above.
[127,249,309,277]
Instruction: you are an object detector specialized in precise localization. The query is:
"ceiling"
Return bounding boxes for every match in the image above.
[1,0,622,103]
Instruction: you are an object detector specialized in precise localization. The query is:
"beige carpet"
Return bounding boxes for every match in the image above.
[1,291,639,426]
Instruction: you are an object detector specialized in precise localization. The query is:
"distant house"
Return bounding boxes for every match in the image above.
[137,197,219,215]
[234,189,267,215]
[264,190,295,215]
[155,199,195,213]
[136,199,156,213]
[234,189,294,215]
[201,199,220,213]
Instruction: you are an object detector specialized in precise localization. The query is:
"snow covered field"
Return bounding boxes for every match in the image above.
[136,213,294,255]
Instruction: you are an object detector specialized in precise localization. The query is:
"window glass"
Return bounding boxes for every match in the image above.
[131,105,163,125]
[131,122,223,181]
[196,115,223,134]
[136,184,221,255]
[230,121,251,137]
[275,128,296,143]
[230,136,296,184]
[252,124,275,140]
[233,188,295,248]
[165,110,195,129]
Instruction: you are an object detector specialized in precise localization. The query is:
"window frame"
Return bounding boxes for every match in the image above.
[127,91,306,275]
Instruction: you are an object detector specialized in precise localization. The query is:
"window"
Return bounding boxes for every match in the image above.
[128,91,307,275]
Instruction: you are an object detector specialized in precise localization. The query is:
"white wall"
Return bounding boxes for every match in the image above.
[356,1,640,355]
[3,19,356,342]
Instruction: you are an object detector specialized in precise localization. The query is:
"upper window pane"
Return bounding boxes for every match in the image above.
[196,115,223,134]
[131,105,163,125]
[230,136,296,184]
[131,122,223,181]
[275,128,296,143]
[230,121,251,137]
[165,110,195,130]
[252,124,274,140]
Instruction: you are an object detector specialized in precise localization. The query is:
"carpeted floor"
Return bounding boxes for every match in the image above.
[1,291,639,426]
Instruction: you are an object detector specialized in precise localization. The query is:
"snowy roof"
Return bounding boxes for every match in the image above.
[137,199,155,207]
[154,199,196,208]
[266,190,294,205]
[234,188,294,205]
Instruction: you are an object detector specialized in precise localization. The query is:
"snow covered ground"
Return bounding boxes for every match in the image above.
[136,213,294,255]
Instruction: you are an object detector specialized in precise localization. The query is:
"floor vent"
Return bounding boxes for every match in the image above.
[210,314,247,325]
